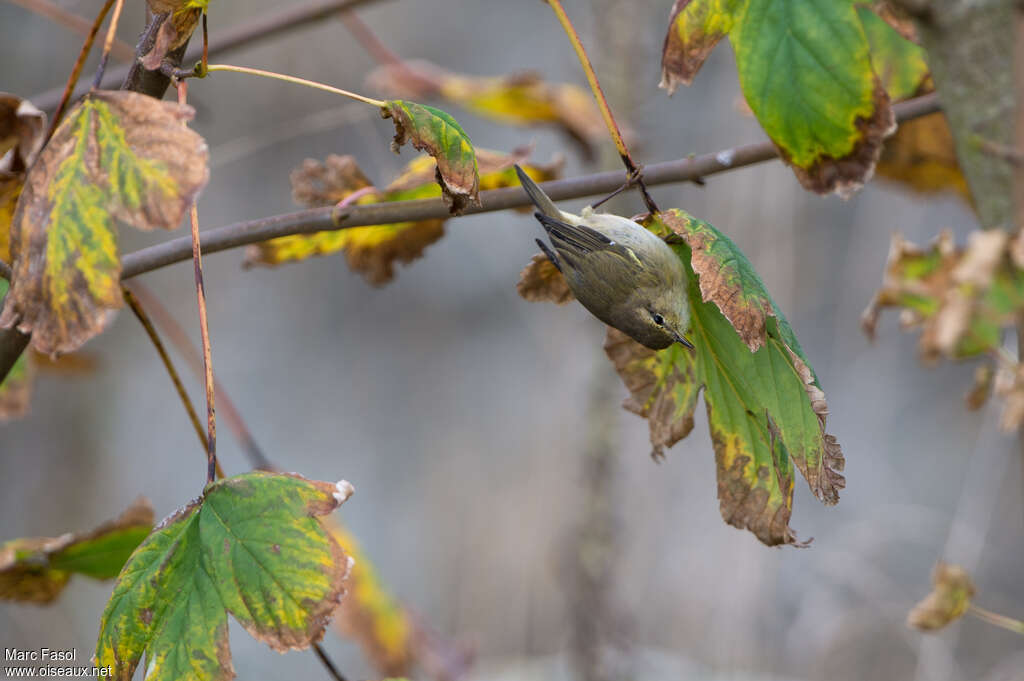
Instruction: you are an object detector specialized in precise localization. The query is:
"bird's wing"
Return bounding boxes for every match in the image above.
[534,212,643,269]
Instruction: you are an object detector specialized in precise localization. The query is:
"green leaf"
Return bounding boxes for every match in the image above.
[380,100,479,214]
[96,472,352,681]
[660,0,895,196]
[0,90,209,356]
[0,498,153,604]
[858,5,929,101]
[603,210,844,546]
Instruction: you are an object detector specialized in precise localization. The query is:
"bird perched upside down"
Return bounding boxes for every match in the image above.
[515,165,693,351]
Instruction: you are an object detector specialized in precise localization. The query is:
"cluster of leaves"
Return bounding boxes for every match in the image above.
[863,229,1024,430]
[659,0,965,202]
[248,148,561,285]
[520,209,845,546]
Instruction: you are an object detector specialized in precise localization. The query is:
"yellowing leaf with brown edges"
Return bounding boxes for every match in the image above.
[248,150,561,285]
[0,90,209,356]
[380,100,479,213]
[0,497,153,604]
[876,113,969,200]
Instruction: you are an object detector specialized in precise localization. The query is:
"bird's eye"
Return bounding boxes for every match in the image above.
[652,313,665,326]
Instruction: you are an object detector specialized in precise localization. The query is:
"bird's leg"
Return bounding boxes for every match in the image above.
[590,166,645,210]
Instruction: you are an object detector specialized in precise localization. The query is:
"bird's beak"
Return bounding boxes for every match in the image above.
[673,332,695,351]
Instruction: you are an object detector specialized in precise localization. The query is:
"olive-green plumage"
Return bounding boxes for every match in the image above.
[515,165,692,351]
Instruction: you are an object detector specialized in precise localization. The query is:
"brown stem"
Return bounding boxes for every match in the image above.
[312,643,349,681]
[179,82,218,485]
[968,604,1024,635]
[543,0,658,213]
[127,281,274,471]
[6,0,134,61]
[122,285,226,479]
[90,0,126,90]
[43,0,117,141]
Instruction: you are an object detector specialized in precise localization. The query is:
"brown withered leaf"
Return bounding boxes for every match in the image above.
[368,60,607,161]
[290,154,373,206]
[993,362,1024,431]
[0,90,209,356]
[870,0,919,43]
[516,253,574,305]
[251,150,560,285]
[0,497,154,604]
[907,563,975,632]
[604,327,699,459]
[863,229,1024,362]
[876,112,969,201]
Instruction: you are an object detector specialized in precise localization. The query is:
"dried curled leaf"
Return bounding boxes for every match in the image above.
[0,497,153,604]
[0,90,209,356]
[140,8,203,70]
[907,563,975,632]
[516,253,574,305]
[660,0,896,197]
[380,100,479,213]
[604,328,698,459]
[0,93,46,176]
[862,230,1024,361]
[369,61,607,160]
[250,149,560,285]
[96,473,352,681]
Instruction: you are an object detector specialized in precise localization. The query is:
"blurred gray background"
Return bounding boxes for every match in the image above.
[1,1,1022,680]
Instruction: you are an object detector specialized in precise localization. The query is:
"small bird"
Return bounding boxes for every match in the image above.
[515,165,693,351]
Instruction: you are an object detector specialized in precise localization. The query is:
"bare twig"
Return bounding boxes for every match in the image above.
[178,81,218,485]
[91,0,126,90]
[127,281,274,471]
[108,91,939,280]
[543,0,658,213]
[312,643,349,681]
[5,0,134,61]
[44,0,117,141]
[30,0,395,112]
[122,285,226,479]
[968,604,1024,635]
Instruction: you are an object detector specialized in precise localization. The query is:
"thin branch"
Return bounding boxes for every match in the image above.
[202,64,386,106]
[179,82,218,485]
[44,0,117,141]
[111,93,939,280]
[312,643,349,681]
[122,285,227,480]
[5,0,134,61]
[127,281,275,471]
[30,0,395,112]
[90,0,126,90]
[968,604,1024,635]
[543,0,658,213]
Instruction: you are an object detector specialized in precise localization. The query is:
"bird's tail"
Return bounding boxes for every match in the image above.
[515,165,562,220]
